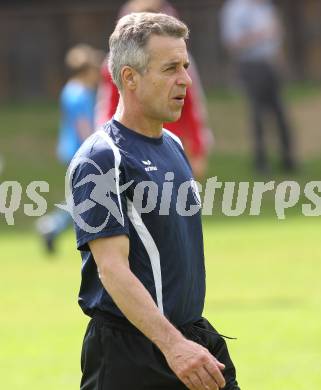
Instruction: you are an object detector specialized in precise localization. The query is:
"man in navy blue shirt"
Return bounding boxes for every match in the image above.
[71,12,240,390]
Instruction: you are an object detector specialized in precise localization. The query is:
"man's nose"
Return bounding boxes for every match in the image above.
[177,68,192,88]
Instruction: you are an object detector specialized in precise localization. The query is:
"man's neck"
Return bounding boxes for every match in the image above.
[115,102,163,139]
[72,74,95,89]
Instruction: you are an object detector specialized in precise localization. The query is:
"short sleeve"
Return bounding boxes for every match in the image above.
[69,138,130,251]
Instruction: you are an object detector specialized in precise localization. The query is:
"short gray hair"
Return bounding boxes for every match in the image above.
[108,12,189,90]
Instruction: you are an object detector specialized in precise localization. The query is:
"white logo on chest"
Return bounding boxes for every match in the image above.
[142,160,158,171]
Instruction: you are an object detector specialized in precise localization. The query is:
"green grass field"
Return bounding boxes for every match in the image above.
[1,86,321,389]
[1,217,321,389]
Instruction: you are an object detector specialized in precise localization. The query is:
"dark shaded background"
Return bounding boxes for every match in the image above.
[1,0,321,100]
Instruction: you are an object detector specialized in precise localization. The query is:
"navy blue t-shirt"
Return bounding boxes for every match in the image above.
[71,119,205,327]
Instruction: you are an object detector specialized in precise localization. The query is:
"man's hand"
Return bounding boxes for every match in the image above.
[164,338,226,390]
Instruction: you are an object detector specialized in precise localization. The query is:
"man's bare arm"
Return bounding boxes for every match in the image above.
[89,235,226,390]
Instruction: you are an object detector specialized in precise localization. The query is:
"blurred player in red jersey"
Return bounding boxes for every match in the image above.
[95,0,214,180]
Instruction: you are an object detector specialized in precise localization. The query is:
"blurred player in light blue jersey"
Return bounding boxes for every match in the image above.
[36,44,104,253]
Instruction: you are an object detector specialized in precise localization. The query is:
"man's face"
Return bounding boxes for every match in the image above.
[134,34,192,123]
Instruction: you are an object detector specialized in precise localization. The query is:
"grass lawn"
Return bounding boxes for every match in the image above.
[203,217,321,390]
[1,216,321,389]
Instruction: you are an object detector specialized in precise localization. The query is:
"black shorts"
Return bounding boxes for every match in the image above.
[80,311,240,390]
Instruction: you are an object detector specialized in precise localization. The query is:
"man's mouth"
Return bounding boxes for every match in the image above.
[172,95,186,106]
[173,94,185,101]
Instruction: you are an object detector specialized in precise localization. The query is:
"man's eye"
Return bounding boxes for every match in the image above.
[165,66,175,72]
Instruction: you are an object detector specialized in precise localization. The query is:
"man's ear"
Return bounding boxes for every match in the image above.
[120,66,138,90]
